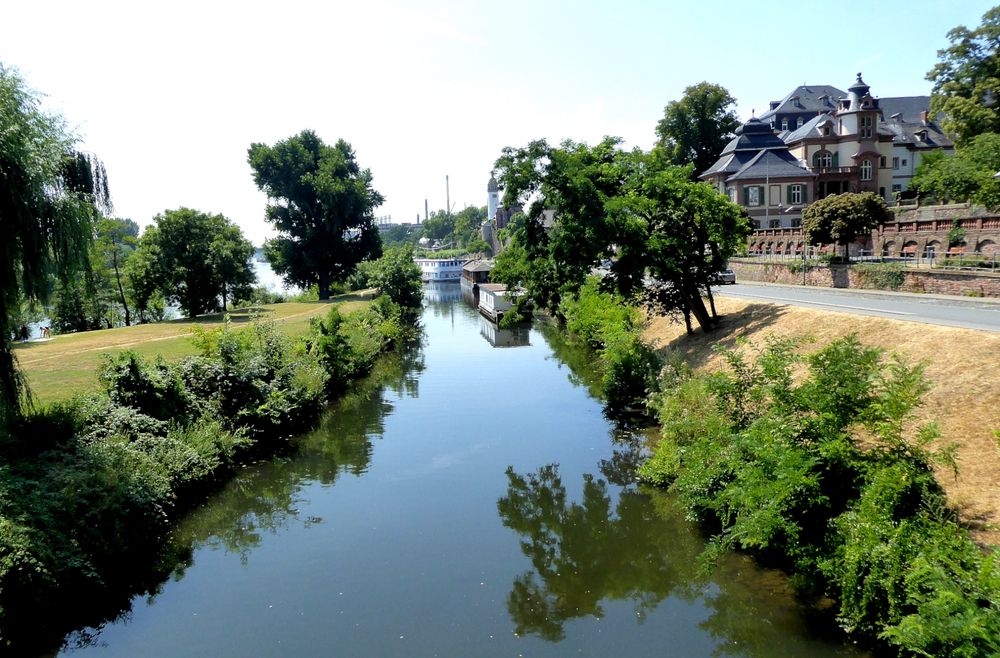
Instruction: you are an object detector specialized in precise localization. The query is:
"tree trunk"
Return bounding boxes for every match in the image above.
[318,272,331,301]
[685,286,715,332]
[707,284,718,319]
[112,247,131,326]
[221,284,228,311]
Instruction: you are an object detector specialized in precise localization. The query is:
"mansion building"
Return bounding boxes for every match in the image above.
[701,74,954,255]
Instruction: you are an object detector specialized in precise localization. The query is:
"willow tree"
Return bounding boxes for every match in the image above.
[0,64,110,422]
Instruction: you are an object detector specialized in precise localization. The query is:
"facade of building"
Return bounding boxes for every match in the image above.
[702,74,955,255]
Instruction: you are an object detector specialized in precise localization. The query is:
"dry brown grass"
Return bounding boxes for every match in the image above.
[643,297,1000,544]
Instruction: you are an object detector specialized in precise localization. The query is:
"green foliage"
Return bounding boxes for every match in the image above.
[641,334,1000,655]
[0,64,111,424]
[364,245,423,319]
[248,131,384,300]
[927,6,1000,144]
[493,137,748,333]
[559,278,659,412]
[654,81,740,180]
[99,351,192,422]
[912,134,1000,208]
[853,262,906,291]
[128,208,255,318]
[802,193,893,256]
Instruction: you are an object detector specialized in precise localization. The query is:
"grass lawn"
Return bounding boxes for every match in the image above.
[643,297,1000,545]
[14,294,372,405]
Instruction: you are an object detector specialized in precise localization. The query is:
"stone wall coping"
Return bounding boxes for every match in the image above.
[731,279,1000,306]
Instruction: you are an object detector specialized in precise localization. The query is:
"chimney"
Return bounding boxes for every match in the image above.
[920,110,929,125]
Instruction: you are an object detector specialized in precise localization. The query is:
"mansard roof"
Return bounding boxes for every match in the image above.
[759,84,846,121]
[718,116,787,155]
[724,149,816,182]
[782,113,836,142]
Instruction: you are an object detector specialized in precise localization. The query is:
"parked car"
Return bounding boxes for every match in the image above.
[712,269,736,285]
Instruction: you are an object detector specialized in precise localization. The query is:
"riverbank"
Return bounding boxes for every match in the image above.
[13,298,372,404]
[643,296,1000,545]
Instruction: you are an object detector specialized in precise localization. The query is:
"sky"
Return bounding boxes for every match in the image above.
[2,0,996,246]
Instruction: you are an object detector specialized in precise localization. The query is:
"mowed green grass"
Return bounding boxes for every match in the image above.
[14,295,372,405]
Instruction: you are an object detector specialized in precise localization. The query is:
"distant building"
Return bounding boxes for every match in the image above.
[702,73,954,255]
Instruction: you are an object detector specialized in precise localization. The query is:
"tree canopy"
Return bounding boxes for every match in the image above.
[248,131,384,300]
[911,133,1000,208]
[654,82,740,180]
[0,64,111,421]
[802,192,892,258]
[128,208,254,318]
[928,6,1000,144]
[492,138,748,333]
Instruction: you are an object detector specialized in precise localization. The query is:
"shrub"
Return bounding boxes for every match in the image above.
[98,352,192,422]
[853,262,906,290]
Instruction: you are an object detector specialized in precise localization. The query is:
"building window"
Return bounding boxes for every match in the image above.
[796,117,804,128]
[893,156,899,170]
[812,151,832,169]
[747,186,761,206]
[769,184,780,206]
[880,156,886,168]
[727,187,736,202]
[860,115,873,139]
[860,160,873,181]
[791,184,803,204]
[791,217,802,228]
[769,218,780,229]
[781,118,788,131]
[892,184,902,193]
[902,159,908,167]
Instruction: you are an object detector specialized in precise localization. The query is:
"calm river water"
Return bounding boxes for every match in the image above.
[58,284,863,657]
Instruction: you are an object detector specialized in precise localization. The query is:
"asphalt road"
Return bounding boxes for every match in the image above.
[714,282,1000,333]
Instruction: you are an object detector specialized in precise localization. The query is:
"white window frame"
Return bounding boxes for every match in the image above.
[791,185,803,205]
[860,160,873,181]
[748,186,761,207]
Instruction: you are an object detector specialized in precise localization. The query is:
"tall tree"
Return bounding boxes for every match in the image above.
[654,82,740,180]
[911,133,1000,208]
[802,192,892,260]
[95,217,139,326]
[248,131,384,300]
[928,6,1000,144]
[492,139,748,333]
[133,208,255,318]
[0,64,110,420]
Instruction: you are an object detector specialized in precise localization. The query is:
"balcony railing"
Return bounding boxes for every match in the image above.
[809,166,857,175]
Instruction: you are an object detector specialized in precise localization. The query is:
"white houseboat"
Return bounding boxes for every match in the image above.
[478,283,514,322]
[415,257,465,282]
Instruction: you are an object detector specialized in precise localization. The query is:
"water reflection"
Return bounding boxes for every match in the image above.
[479,315,531,348]
[61,347,424,651]
[497,463,860,657]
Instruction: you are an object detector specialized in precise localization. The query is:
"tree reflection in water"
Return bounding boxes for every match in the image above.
[497,463,857,657]
[64,344,425,649]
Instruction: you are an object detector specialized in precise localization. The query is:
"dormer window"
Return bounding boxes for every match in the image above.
[781,118,789,131]
[796,117,804,129]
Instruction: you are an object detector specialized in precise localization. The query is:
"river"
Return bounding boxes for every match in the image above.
[57,283,863,657]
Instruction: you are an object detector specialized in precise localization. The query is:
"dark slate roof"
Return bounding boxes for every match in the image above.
[718,117,786,155]
[759,85,846,121]
[781,113,837,143]
[724,150,816,182]
[879,96,932,123]
[882,118,954,149]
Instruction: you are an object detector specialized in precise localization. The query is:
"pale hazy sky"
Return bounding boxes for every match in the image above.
[2,0,994,245]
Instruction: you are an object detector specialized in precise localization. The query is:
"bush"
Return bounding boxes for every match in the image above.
[853,262,906,290]
[640,334,1000,654]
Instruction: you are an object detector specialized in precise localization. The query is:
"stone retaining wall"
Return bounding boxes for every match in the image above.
[730,260,1000,298]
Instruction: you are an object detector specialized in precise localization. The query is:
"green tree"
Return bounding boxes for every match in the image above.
[248,131,384,300]
[654,82,740,180]
[133,208,254,318]
[802,192,893,260]
[0,64,110,420]
[911,133,1000,208]
[493,139,748,333]
[366,245,423,319]
[96,217,139,325]
[928,7,1000,144]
